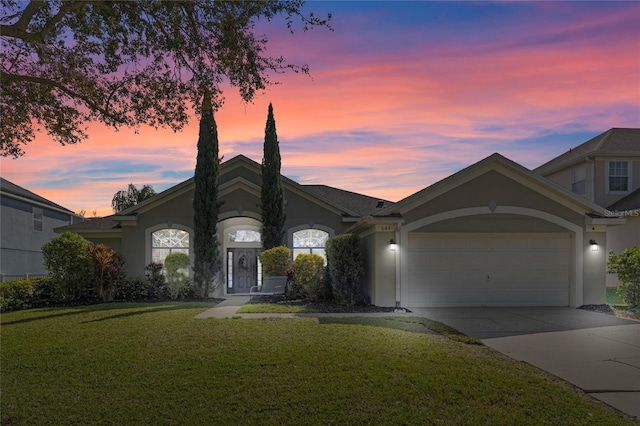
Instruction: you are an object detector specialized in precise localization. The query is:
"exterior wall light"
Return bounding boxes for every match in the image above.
[590,239,598,251]
[389,239,397,252]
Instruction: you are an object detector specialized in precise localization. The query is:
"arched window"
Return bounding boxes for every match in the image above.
[293,229,329,261]
[228,229,261,242]
[151,229,189,263]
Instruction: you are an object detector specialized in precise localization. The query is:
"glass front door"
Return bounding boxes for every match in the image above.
[227,248,259,293]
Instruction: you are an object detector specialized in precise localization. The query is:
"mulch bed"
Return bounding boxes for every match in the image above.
[578,304,638,317]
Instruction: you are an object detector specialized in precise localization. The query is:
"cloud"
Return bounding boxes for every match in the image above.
[2,1,638,216]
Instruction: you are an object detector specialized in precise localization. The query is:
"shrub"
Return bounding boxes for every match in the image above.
[608,245,640,308]
[0,279,34,312]
[259,246,291,277]
[42,232,94,303]
[295,254,326,301]
[87,243,126,302]
[31,276,61,307]
[164,253,191,300]
[326,234,364,305]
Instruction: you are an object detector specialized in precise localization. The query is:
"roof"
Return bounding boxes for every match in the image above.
[303,185,394,217]
[379,152,607,217]
[607,188,640,212]
[60,155,385,232]
[0,177,76,214]
[535,128,640,176]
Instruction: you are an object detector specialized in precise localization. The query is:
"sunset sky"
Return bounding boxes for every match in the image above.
[2,1,639,217]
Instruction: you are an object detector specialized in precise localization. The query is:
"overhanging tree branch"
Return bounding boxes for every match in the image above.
[2,72,127,124]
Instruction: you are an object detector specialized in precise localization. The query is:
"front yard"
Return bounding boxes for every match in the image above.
[1,303,636,425]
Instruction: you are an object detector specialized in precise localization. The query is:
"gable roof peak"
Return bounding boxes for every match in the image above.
[535,128,640,175]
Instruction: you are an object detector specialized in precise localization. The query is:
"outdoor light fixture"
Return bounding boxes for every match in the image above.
[590,239,598,251]
[389,239,397,252]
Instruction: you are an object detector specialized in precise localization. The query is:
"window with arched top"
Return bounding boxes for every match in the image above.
[151,229,189,263]
[293,229,329,261]
[228,229,261,242]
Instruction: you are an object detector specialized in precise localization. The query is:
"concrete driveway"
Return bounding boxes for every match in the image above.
[412,307,640,419]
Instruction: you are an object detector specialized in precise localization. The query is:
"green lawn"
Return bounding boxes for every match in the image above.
[2,303,636,425]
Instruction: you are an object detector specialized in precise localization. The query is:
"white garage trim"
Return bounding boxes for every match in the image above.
[399,206,584,307]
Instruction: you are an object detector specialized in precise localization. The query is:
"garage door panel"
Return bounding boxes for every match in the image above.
[407,233,570,307]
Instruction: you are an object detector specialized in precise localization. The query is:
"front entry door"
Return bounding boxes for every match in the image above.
[229,248,258,293]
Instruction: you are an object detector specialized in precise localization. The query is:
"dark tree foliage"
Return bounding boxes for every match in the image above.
[1,0,331,157]
[111,183,156,213]
[193,90,222,299]
[260,103,286,249]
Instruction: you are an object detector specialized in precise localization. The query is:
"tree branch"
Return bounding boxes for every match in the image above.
[2,71,127,124]
[40,1,88,39]
[1,1,88,43]
[11,1,43,32]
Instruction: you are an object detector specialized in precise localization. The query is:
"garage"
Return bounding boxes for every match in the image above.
[406,233,571,307]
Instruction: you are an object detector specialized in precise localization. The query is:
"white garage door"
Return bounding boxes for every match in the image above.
[407,233,570,307]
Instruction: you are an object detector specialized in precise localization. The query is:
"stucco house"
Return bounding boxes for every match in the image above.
[59,150,622,308]
[535,128,640,286]
[1,177,81,280]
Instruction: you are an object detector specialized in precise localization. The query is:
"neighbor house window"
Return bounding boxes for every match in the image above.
[571,166,586,195]
[33,207,43,232]
[151,229,189,264]
[293,229,329,261]
[608,161,629,192]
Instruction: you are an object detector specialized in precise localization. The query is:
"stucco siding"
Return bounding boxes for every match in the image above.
[1,200,74,275]
[403,171,585,228]
[583,230,607,305]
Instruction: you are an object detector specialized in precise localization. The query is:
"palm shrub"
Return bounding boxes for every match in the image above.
[326,234,365,305]
[608,245,640,308]
[294,253,326,301]
[164,253,191,300]
[259,246,291,277]
[87,243,125,302]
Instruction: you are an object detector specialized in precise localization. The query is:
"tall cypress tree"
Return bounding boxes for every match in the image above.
[193,89,221,299]
[261,103,286,250]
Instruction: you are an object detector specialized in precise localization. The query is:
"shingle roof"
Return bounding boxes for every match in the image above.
[535,128,640,175]
[607,188,640,212]
[0,177,75,214]
[56,215,121,231]
[303,185,394,217]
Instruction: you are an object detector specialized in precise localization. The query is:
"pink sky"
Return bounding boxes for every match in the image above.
[2,1,639,216]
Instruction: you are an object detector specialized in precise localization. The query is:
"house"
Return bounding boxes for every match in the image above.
[58,151,621,308]
[1,177,81,280]
[535,128,640,286]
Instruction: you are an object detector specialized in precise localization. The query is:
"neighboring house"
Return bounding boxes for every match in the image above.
[1,177,81,280]
[535,128,640,286]
[59,153,620,308]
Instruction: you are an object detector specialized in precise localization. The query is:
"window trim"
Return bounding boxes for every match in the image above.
[606,160,631,194]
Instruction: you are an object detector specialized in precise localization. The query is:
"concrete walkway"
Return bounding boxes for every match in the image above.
[412,307,640,419]
[197,301,640,419]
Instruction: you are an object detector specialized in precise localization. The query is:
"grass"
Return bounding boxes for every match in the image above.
[2,303,637,425]
[606,286,640,320]
[237,302,310,313]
